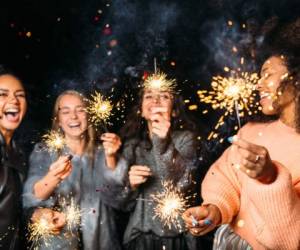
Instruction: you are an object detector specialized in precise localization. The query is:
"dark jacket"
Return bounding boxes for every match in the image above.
[0,133,26,250]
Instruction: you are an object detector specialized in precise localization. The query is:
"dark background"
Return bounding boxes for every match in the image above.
[1,0,300,154]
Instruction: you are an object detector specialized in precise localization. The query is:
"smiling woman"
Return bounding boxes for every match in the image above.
[0,65,27,250]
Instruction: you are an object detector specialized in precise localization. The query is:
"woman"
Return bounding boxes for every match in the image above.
[23,90,122,250]
[182,50,300,249]
[104,77,199,250]
[0,65,27,249]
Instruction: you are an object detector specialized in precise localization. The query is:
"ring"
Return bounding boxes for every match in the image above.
[255,155,260,163]
[193,229,199,234]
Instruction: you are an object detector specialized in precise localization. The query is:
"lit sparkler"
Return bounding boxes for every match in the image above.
[143,72,176,93]
[86,91,113,130]
[60,197,82,232]
[42,130,66,153]
[198,67,260,140]
[151,180,189,230]
[28,217,53,249]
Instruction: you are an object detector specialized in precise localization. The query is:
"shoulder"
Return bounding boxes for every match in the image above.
[238,121,273,140]
[29,142,53,159]
[171,130,195,142]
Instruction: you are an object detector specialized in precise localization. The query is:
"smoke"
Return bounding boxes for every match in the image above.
[82,0,179,90]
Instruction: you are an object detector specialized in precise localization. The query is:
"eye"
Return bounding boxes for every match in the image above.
[16,93,26,98]
[144,95,153,99]
[0,92,8,97]
[160,94,170,100]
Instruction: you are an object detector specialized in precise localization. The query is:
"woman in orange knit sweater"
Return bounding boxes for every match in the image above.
[182,50,300,250]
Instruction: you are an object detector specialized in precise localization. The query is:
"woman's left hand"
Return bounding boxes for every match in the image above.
[101,133,122,156]
[230,136,277,183]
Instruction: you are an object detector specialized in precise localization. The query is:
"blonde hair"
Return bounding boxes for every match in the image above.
[52,90,96,164]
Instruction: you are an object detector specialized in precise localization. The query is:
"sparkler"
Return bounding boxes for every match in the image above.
[86,91,113,131]
[42,130,66,153]
[150,180,189,230]
[27,217,53,249]
[60,197,82,232]
[198,67,260,140]
[143,72,176,93]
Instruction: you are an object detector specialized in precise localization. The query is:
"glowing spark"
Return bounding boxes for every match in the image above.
[42,130,66,152]
[28,218,53,248]
[198,69,259,139]
[143,72,176,93]
[86,91,113,127]
[151,181,188,230]
[60,198,82,232]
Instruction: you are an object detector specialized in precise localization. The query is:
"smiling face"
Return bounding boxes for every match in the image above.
[257,56,295,115]
[0,74,27,137]
[57,94,88,140]
[141,89,173,121]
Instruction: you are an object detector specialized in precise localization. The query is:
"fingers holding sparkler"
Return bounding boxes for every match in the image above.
[182,204,221,236]
[101,133,122,156]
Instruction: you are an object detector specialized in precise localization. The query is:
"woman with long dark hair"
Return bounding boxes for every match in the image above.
[0,65,27,249]
[104,75,200,250]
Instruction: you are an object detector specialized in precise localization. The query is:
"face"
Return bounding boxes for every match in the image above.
[0,74,27,135]
[58,94,88,139]
[258,56,294,115]
[141,89,173,121]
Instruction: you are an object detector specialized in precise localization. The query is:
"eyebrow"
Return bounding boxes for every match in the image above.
[59,105,84,110]
[0,88,25,92]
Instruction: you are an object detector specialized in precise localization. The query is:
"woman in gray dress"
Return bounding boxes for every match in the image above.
[23,90,123,250]
[104,80,200,250]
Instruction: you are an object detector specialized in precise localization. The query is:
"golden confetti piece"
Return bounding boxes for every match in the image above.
[188,105,198,110]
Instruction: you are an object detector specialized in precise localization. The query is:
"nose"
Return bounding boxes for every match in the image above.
[70,110,78,119]
[256,77,264,91]
[153,95,161,103]
[9,94,19,104]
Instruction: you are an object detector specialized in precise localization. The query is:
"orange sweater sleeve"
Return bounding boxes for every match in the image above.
[201,148,241,223]
[244,162,300,249]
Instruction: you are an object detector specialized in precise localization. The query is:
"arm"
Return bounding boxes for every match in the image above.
[151,131,198,190]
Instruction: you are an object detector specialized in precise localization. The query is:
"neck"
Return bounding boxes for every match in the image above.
[279,103,296,129]
[65,134,86,155]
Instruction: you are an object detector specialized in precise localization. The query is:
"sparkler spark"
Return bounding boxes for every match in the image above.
[143,72,176,93]
[28,217,53,249]
[86,91,113,127]
[198,69,260,140]
[42,130,66,152]
[60,198,82,232]
[151,181,188,230]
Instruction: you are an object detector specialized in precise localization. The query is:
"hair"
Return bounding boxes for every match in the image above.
[120,88,198,182]
[52,90,96,164]
[120,89,197,142]
[250,18,300,131]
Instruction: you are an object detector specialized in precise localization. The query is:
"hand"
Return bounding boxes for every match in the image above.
[47,155,72,181]
[128,165,152,190]
[149,107,171,139]
[101,133,122,156]
[31,208,66,235]
[230,136,277,183]
[182,204,221,236]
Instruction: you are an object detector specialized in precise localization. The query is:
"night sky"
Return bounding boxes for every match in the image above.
[1,0,300,154]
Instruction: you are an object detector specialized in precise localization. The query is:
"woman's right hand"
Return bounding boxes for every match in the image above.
[47,155,72,181]
[31,208,66,235]
[128,165,152,190]
[182,204,221,236]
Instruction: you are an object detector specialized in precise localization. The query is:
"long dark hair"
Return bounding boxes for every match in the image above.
[120,89,197,144]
